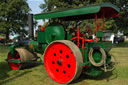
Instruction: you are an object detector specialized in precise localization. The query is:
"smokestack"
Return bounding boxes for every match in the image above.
[28,13,34,40]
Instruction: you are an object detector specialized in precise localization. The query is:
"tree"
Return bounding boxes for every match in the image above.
[115,0,128,35]
[0,0,30,39]
[103,0,128,35]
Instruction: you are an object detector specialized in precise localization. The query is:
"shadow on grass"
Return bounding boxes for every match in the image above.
[71,71,118,84]
[21,62,43,70]
[0,61,41,85]
[0,62,11,81]
[0,70,32,85]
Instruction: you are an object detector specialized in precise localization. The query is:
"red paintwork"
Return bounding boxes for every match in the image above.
[30,44,33,49]
[41,27,45,32]
[71,27,94,62]
[101,7,120,18]
[41,24,47,32]
[95,14,98,42]
[95,15,105,31]
[95,14,105,42]
[8,52,21,70]
[85,26,93,35]
[8,39,13,41]
[44,42,76,83]
[103,15,105,31]
[71,27,94,48]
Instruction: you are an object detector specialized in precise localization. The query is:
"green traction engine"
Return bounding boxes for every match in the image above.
[7,3,119,84]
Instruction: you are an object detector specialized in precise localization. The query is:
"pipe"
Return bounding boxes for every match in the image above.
[28,13,34,40]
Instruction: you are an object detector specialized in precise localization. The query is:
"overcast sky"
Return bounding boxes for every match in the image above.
[27,0,44,25]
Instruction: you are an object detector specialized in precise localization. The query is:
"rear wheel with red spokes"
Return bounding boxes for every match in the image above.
[44,40,83,84]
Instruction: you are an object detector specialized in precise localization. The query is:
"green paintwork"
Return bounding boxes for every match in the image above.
[7,59,43,63]
[45,23,65,44]
[29,40,38,48]
[8,2,119,78]
[67,31,72,40]
[10,45,16,58]
[28,40,38,51]
[7,59,21,63]
[106,54,111,64]
[86,66,103,77]
[34,6,100,20]
[79,41,112,76]
[28,40,47,54]
[92,50,102,63]
[89,41,112,52]
[42,44,47,52]
[80,43,89,63]
[34,3,119,20]
[37,32,46,43]
[35,44,47,53]
[80,44,103,77]
[97,31,104,38]
[81,62,90,66]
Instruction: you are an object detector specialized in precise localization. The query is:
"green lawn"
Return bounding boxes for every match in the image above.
[113,40,128,47]
[0,43,128,85]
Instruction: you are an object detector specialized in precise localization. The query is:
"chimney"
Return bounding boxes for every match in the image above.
[28,13,34,40]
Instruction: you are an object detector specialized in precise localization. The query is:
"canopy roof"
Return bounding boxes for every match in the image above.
[34,2,120,21]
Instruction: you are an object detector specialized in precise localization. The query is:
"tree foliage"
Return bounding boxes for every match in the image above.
[0,0,30,39]
[102,0,128,35]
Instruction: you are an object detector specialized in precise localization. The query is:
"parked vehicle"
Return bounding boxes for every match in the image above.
[103,31,115,43]
[114,35,125,44]
[0,38,6,43]
[0,34,19,45]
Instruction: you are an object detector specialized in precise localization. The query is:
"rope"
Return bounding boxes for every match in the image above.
[101,54,118,72]
[88,47,106,67]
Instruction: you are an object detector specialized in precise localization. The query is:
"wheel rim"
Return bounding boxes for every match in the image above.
[8,51,21,70]
[44,40,83,84]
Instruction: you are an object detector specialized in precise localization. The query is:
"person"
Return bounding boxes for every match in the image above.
[84,25,93,39]
[82,25,93,39]
[35,31,38,40]
[38,25,42,31]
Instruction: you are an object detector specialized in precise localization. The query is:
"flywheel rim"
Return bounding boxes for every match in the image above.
[44,40,83,84]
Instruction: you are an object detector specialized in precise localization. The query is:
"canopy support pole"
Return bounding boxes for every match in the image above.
[95,14,98,42]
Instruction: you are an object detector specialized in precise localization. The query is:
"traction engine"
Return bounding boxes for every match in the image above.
[6,3,119,84]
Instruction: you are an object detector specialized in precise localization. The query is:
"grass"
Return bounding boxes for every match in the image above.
[0,43,128,85]
[113,40,128,47]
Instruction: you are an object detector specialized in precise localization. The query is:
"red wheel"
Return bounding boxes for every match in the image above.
[8,48,37,70]
[8,51,21,70]
[44,40,83,84]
